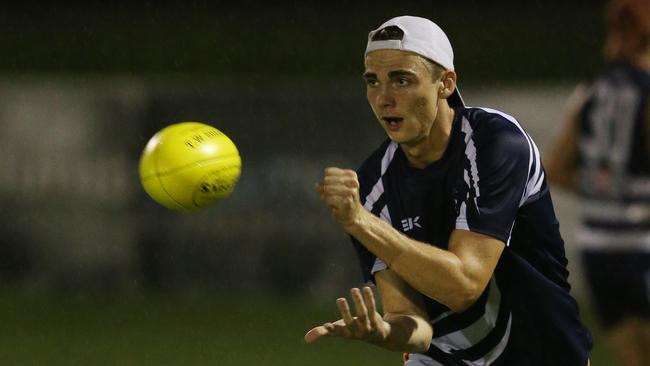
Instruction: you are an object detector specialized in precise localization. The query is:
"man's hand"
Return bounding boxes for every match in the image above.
[316,167,363,228]
[304,287,390,346]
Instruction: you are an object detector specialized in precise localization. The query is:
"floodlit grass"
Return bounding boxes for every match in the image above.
[0,292,398,366]
[0,291,612,366]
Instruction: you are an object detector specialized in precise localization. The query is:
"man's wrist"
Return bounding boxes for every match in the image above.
[342,207,368,234]
[370,324,393,350]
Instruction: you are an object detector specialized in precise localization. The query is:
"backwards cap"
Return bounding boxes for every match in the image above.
[365,15,465,107]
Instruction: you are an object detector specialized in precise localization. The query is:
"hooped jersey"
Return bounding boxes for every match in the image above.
[576,61,650,252]
[352,107,592,365]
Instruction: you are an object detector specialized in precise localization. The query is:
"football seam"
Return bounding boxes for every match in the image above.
[142,153,241,180]
[153,148,191,210]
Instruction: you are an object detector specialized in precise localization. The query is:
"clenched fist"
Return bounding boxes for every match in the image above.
[316,167,363,228]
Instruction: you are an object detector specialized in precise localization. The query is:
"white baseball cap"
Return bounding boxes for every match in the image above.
[365,15,465,107]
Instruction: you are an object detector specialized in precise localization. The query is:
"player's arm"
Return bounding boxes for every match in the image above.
[317,169,503,313]
[347,209,503,313]
[304,269,433,352]
[545,85,587,192]
[375,269,433,351]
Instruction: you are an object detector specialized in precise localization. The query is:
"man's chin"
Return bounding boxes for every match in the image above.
[385,131,408,144]
[385,133,425,149]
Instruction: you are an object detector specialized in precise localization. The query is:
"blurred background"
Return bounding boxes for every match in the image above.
[0,0,613,365]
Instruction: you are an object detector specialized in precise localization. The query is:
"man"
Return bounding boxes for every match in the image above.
[305,15,592,365]
[546,1,650,365]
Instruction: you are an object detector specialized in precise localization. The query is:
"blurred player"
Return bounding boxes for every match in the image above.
[305,15,592,365]
[546,1,650,365]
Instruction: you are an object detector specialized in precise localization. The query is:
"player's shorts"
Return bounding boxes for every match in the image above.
[581,249,650,329]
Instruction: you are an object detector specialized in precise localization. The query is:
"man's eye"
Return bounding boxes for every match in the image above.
[397,78,409,86]
[366,79,378,87]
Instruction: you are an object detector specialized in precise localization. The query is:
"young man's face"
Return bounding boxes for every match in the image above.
[363,49,442,147]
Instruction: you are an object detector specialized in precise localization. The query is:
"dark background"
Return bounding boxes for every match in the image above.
[0,1,613,365]
[3,1,604,80]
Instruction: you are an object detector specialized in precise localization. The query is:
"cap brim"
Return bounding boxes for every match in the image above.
[448,86,465,108]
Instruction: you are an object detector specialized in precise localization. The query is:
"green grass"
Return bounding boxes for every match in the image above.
[0,291,612,366]
[0,292,398,366]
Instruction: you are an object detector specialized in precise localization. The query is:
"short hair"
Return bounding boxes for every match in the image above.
[418,55,445,81]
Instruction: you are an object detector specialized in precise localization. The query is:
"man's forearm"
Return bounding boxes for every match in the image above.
[344,209,476,312]
[377,313,432,352]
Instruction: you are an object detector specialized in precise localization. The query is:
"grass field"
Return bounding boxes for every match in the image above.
[0,291,613,365]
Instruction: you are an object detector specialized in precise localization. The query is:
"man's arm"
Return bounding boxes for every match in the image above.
[545,85,586,192]
[304,269,433,353]
[347,209,504,313]
[318,168,504,313]
[375,269,433,352]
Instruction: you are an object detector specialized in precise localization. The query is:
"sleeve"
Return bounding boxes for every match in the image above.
[455,117,538,243]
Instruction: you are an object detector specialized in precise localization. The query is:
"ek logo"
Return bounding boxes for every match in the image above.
[401,216,421,232]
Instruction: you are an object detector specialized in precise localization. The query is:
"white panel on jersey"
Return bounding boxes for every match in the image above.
[456,201,469,230]
[478,314,512,366]
[526,140,545,201]
[363,182,385,211]
[429,279,511,365]
[432,279,502,347]
[455,116,479,230]
[371,257,388,275]
[462,116,481,207]
[362,142,398,214]
[380,204,392,225]
[381,142,399,175]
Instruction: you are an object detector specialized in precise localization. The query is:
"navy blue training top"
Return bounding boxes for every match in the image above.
[575,62,650,252]
[352,107,593,365]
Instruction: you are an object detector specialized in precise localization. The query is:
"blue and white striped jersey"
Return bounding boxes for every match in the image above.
[576,61,650,252]
[352,107,592,365]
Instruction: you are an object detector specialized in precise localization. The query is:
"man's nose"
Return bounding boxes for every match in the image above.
[376,85,395,108]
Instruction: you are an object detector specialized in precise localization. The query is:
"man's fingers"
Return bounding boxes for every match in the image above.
[324,167,350,176]
[322,176,359,189]
[337,297,354,325]
[321,187,356,202]
[351,288,370,328]
[362,286,379,326]
[305,319,354,343]
[304,326,330,343]
[362,286,377,314]
[306,288,381,345]
[323,168,359,185]
[318,181,357,208]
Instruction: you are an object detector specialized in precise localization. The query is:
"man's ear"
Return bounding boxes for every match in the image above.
[439,71,457,99]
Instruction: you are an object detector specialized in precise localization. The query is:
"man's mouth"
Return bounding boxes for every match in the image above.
[382,117,404,130]
[382,117,403,124]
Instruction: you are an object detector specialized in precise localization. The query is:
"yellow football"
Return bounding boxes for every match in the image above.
[139,122,241,211]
